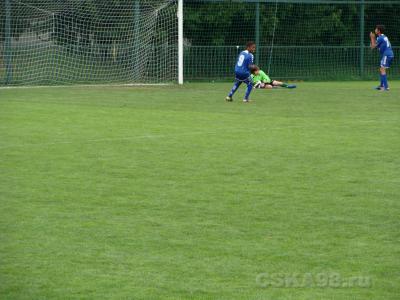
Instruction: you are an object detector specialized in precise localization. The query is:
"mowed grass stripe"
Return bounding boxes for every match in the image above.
[0,82,399,299]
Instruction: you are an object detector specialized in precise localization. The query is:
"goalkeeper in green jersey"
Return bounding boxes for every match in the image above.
[250,65,296,89]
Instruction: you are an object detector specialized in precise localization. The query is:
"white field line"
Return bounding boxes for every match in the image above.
[0,126,302,150]
[0,83,172,90]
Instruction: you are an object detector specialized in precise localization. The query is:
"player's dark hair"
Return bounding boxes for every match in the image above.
[249,65,259,74]
[376,25,385,34]
[246,41,256,49]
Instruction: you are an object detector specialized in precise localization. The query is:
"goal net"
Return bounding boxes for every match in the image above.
[1,0,399,85]
[0,0,178,85]
[183,0,399,81]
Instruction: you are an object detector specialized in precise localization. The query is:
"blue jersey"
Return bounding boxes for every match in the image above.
[376,34,394,57]
[234,50,254,76]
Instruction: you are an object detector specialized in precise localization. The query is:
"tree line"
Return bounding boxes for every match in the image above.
[1,0,399,46]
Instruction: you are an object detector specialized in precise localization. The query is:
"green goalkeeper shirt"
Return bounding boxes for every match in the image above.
[251,70,272,84]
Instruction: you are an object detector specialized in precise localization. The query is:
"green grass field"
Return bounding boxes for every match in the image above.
[1,82,399,299]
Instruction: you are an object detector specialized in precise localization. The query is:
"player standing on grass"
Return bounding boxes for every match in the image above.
[370,25,394,91]
[226,41,256,103]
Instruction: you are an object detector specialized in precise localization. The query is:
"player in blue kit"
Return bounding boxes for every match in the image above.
[370,25,394,91]
[226,41,256,103]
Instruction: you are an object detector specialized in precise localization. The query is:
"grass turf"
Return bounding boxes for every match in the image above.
[0,82,399,299]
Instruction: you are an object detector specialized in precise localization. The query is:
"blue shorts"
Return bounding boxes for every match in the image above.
[235,72,252,84]
[380,56,394,68]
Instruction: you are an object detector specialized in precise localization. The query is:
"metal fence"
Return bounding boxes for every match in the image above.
[183,0,399,81]
[1,0,399,84]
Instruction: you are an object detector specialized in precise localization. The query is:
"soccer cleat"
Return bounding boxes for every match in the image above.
[375,86,390,91]
[243,99,250,103]
[286,84,297,89]
[225,96,233,102]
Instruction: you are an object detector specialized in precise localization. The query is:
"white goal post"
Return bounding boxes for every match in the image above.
[178,0,184,84]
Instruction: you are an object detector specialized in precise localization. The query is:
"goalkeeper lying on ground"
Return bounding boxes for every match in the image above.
[250,65,296,89]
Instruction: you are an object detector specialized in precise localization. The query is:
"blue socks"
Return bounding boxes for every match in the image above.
[228,81,241,97]
[228,80,253,100]
[244,82,253,100]
[382,74,388,89]
[380,74,388,89]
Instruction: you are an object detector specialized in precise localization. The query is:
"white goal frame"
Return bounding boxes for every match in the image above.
[178,0,184,84]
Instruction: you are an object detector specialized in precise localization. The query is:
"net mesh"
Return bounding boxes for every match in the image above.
[1,0,399,85]
[0,0,178,85]
[183,0,399,81]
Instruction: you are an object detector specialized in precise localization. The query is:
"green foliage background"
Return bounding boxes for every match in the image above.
[1,0,399,82]
[2,0,399,45]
